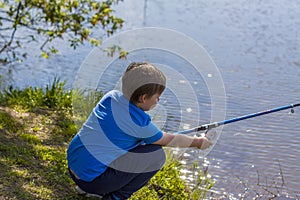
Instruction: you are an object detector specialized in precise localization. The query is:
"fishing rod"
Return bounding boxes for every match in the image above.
[177,103,300,135]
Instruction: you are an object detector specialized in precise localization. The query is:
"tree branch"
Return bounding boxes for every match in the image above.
[0,1,21,54]
[40,38,50,51]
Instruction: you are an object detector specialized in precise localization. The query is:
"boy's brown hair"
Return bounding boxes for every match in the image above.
[122,62,166,104]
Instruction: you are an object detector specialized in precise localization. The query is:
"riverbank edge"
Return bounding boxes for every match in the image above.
[0,79,213,200]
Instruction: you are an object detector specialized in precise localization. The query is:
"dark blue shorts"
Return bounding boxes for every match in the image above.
[69,144,166,200]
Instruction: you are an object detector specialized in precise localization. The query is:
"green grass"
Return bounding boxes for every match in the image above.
[0,78,213,200]
[0,108,83,200]
[2,77,73,112]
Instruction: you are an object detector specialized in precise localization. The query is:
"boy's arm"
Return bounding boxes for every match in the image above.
[152,132,212,150]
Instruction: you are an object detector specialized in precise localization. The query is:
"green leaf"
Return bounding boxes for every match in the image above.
[0,0,124,63]
[89,38,102,46]
[41,51,49,59]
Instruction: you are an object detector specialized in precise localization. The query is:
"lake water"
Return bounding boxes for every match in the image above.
[2,0,300,198]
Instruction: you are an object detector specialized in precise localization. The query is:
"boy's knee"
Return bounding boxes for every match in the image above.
[131,144,166,171]
[145,144,166,170]
[109,144,165,173]
[156,146,166,168]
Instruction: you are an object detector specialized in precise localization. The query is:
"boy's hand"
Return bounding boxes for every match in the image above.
[198,136,213,150]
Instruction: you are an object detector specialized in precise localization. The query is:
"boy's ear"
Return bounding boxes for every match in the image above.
[138,94,147,103]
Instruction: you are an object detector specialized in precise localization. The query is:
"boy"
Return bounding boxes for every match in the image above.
[67,62,212,200]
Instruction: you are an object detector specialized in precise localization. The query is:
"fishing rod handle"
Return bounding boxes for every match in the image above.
[196,122,220,131]
[174,122,220,134]
[292,103,300,108]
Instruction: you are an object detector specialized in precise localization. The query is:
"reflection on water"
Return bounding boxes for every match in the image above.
[138,0,300,197]
[2,0,300,198]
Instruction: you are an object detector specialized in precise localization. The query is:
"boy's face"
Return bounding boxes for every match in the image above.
[137,93,161,111]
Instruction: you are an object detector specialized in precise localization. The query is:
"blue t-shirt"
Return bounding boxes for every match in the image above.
[67,90,163,182]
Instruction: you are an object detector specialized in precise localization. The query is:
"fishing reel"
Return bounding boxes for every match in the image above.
[205,130,218,142]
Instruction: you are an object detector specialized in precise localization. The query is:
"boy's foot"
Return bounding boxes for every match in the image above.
[75,185,103,198]
[75,185,86,195]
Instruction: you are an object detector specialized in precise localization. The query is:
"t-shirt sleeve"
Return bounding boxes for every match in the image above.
[141,122,163,144]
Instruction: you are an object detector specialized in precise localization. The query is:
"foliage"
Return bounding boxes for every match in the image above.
[189,162,214,199]
[0,0,124,63]
[1,77,73,112]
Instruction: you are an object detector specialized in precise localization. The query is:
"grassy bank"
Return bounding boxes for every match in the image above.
[0,79,213,200]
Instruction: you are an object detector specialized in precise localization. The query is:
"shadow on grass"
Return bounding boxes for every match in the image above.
[0,109,94,200]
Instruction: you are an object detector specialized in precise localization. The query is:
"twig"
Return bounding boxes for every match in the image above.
[277,160,284,187]
[40,38,50,51]
[0,2,21,54]
[235,175,249,199]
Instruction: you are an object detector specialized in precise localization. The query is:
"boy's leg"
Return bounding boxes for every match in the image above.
[109,144,166,174]
[70,144,165,199]
[107,144,166,199]
[97,164,160,199]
